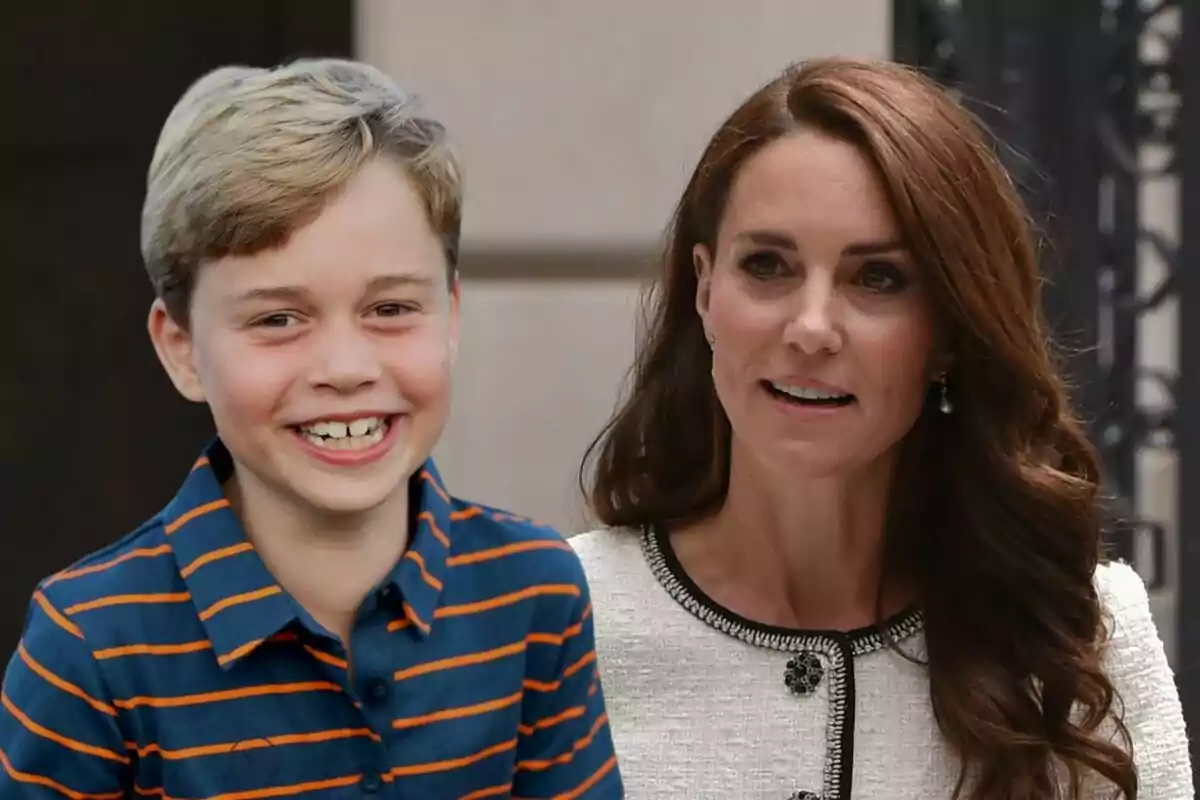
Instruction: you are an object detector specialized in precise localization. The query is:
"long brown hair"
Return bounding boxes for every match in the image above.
[581,57,1135,799]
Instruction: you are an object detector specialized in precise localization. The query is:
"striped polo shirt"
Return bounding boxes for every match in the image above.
[0,439,622,799]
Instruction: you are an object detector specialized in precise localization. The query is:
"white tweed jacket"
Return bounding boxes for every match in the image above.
[573,527,1193,799]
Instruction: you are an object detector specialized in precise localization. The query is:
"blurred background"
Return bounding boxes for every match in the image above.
[3,0,1196,777]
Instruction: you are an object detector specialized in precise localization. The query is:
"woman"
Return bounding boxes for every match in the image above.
[573,57,1191,798]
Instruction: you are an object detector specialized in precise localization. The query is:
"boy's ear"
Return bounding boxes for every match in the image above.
[148,300,206,403]
[447,273,461,367]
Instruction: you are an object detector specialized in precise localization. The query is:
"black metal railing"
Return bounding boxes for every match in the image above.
[894,0,1195,776]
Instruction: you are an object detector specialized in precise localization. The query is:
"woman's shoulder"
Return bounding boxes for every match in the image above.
[1092,559,1163,676]
[569,527,664,608]
[1094,559,1152,618]
[1092,560,1194,796]
[569,526,644,565]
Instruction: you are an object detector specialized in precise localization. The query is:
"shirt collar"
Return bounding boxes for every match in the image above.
[165,439,456,668]
[388,460,454,639]
[165,439,297,670]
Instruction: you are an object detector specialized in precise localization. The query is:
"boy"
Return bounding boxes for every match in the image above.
[0,59,622,798]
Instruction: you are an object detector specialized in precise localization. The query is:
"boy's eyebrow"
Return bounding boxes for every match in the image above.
[232,285,310,304]
[231,273,434,304]
[365,273,435,292]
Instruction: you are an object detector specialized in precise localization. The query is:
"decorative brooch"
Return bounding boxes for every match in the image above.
[784,650,824,696]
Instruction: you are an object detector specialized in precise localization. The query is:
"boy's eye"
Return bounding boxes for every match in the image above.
[373,302,416,317]
[254,312,298,328]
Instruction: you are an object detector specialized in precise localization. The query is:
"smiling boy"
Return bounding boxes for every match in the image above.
[0,60,621,798]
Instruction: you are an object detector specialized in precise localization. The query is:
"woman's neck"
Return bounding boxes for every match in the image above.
[226,465,411,643]
[671,442,913,631]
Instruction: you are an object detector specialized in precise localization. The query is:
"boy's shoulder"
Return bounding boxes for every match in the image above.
[36,511,178,611]
[443,495,588,587]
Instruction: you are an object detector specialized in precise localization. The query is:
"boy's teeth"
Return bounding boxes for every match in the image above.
[303,427,385,451]
[298,416,386,449]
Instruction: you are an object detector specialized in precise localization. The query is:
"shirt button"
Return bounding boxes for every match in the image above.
[359,771,383,794]
[363,677,391,704]
[378,584,397,602]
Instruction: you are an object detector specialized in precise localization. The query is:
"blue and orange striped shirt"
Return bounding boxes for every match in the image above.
[0,439,622,799]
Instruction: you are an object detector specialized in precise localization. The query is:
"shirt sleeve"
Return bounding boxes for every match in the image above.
[511,562,623,799]
[0,589,131,798]
[1084,562,1193,799]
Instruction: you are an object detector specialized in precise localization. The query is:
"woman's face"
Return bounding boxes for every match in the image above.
[694,129,944,480]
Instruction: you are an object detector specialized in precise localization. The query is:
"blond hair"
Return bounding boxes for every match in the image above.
[141,58,462,325]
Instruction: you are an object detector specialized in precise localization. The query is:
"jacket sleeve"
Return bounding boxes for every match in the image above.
[1086,562,1193,799]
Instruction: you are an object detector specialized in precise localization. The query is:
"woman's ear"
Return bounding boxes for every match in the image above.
[929,344,956,382]
[694,243,714,324]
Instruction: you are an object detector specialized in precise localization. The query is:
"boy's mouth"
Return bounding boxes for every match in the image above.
[292,415,394,451]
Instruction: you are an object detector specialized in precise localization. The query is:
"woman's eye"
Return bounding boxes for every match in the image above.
[857,262,908,293]
[739,251,789,279]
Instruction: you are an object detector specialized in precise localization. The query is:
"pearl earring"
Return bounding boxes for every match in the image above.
[938,373,953,415]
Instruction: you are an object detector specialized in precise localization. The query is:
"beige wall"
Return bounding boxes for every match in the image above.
[358,0,892,251]
[357,1,892,532]
[356,1,1182,663]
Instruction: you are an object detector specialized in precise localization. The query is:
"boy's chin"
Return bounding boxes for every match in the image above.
[279,451,419,518]
[291,479,407,519]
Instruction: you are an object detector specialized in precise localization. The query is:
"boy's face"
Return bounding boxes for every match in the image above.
[149,158,459,518]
